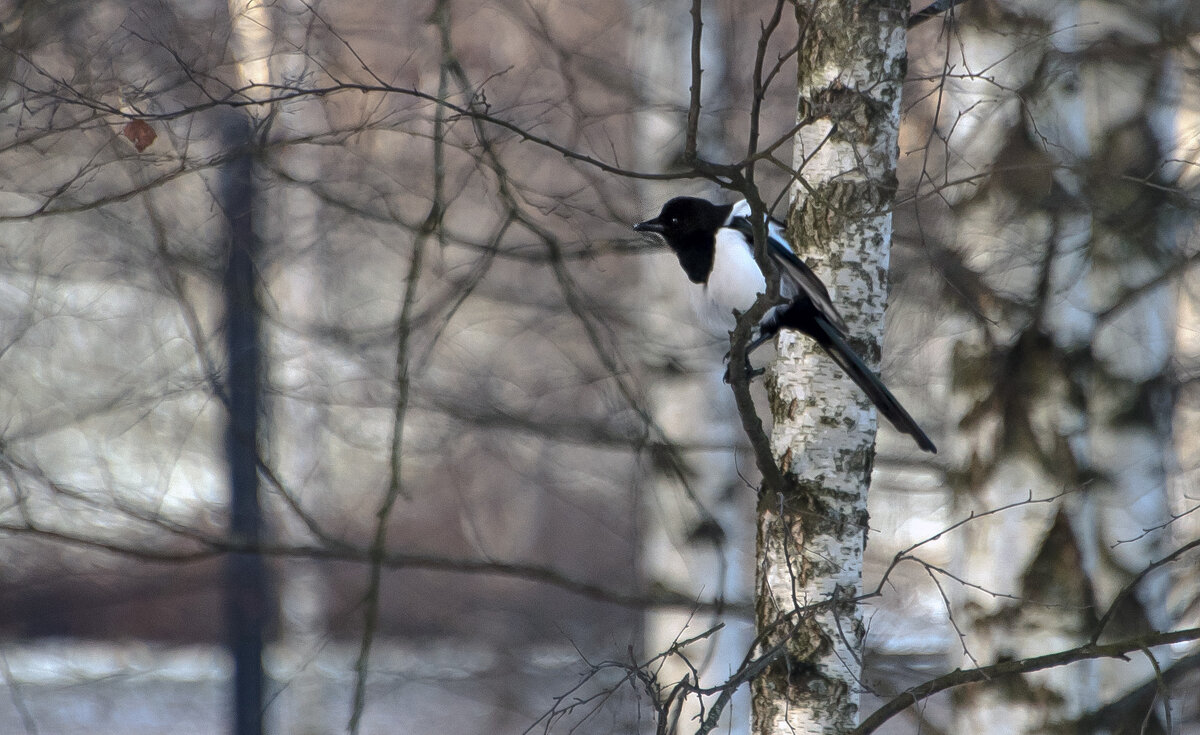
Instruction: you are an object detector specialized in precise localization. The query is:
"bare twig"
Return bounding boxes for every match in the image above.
[856,627,1200,734]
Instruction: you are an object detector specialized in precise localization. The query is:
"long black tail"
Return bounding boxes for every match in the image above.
[807,315,937,453]
[752,304,936,453]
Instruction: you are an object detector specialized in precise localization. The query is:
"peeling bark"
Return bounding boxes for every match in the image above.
[752,2,907,733]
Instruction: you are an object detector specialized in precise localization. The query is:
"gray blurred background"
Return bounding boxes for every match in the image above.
[0,0,1198,733]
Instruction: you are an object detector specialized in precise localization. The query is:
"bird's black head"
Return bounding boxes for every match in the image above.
[634,196,734,285]
[633,197,728,248]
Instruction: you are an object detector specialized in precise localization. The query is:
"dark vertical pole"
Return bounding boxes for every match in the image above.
[220,113,267,735]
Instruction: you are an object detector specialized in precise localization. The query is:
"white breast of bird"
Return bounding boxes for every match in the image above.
[694,227,766,331]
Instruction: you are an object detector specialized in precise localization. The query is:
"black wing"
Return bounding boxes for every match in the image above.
[724,211,849,334]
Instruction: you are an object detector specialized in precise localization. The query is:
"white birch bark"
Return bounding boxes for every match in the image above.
[754,2,907,733]
[922,2,1185,731]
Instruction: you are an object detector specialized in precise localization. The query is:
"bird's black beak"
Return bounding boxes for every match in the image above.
[634,218,665,234]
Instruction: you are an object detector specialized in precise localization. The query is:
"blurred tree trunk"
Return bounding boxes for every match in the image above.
[936,2,1183,731]
[220,111,267,735]
[262,1,336,731]
[629,1,754,732]
[753,1,907,733]
[224,3,273,733]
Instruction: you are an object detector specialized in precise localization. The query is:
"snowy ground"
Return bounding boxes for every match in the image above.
[0,639,644,735]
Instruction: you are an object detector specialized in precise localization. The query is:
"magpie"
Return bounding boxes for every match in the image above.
[634,196,937,454]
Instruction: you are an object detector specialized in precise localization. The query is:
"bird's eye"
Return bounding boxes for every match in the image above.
[668,217,679,226]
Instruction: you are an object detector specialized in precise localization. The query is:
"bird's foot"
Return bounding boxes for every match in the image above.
[722,361,765,384]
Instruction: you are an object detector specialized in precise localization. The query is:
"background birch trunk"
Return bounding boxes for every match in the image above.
[753,1,908,733]
[630,1,754,731]
[934,2,1184,730]
[253,1,337,731]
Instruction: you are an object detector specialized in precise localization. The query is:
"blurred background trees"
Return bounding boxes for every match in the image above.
[0,1,1197,734]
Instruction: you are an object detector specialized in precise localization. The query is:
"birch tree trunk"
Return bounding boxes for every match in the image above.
[753,2,907,733]
[255,2,337,732]
[915,1,1185,731]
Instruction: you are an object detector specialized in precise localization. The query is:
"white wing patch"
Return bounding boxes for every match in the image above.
[729,199,788,244]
